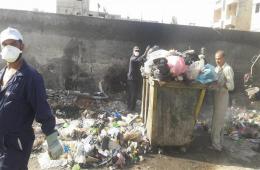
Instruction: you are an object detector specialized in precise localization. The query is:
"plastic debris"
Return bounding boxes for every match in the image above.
[34,91,150,169]
[38,152,67,169]
[123,129,142,142]
[74,143,86,164]
[166,55,187,77]
[225,107,260,141]
[114,152,126,169]
[186,60,204,80]
[72,164,81,170]
[113,112,121,121]
[196,64,218,84]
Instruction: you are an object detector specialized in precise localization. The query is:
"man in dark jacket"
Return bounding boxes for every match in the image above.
[127,46,149,111]
[0,27,63,170]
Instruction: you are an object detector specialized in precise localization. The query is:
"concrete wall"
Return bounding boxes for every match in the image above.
[236,0,253,31]
[1,9,260,104]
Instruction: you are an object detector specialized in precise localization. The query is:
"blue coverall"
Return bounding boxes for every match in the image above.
[0,60,56,170]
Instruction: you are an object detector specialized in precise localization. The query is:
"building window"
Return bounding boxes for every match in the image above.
[256,3,260,13]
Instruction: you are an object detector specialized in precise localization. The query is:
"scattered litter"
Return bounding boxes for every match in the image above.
[72,164,81,170]
[38,152,67,169]
[225,107,260,141]
[34,93,150,169]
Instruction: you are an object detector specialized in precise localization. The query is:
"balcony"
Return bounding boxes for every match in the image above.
[216,0,223,5]
[213,20,223,28]
[225,16,237,26]
[215,1,223,9]
[214,8,222,23]
[226,0,239,5]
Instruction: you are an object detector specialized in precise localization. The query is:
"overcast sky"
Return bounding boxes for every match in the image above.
[0,0,215,27]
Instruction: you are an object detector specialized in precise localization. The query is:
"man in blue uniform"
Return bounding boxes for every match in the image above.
[0,27,63,170]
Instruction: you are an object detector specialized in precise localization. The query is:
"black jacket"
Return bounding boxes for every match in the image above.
[127,54,146,80]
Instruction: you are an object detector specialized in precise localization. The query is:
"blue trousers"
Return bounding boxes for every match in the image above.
[0,133,34,170]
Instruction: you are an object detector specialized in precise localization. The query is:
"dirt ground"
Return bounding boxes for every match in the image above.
[28,128,260,170]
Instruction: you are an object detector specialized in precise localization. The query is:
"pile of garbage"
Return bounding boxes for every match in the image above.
[225,107,260,141]
[141,46,218,84]
[244,54,260,101]
[33,106,150,169]
[46,88,112,119]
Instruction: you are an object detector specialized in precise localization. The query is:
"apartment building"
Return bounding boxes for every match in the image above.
[213,0,253,31]
[56,0,121,19]
[57,0,90,16]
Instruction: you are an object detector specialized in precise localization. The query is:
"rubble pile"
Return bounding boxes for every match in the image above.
[46,89,83,119]
[33,90,150,169]
[225,107,260,141]
[46,89,79,107]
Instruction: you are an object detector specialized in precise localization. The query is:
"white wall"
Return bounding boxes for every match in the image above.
[251,0,260,31]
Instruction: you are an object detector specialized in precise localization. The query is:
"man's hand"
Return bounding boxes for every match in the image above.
[46,131,63,159]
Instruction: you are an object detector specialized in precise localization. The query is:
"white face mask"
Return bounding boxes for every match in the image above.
[1,45,22,63]
[133,51,140,57]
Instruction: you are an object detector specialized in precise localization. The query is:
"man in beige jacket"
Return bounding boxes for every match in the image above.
[211,50,234,151]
